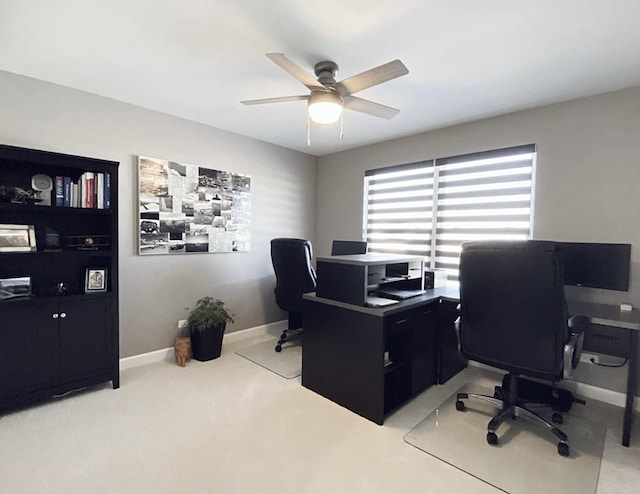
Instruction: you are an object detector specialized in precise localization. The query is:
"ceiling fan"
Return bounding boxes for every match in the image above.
[241,53,409,127]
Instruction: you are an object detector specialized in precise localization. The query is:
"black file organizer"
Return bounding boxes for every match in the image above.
[315,253,425,306]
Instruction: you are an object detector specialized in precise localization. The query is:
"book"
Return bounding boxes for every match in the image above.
[90,178,95,208]
[80,173,88,208]
[85,172,94,208]
[63,176,71,207]
[55,176,64,206]
[96,173,104,209]
[104,172,111,209]
[71,182,78,208]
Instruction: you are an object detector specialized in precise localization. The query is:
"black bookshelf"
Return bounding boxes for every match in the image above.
[0,143,119,412]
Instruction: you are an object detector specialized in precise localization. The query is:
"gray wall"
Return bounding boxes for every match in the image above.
[3,66,638,397]
[0,70,317,358]
[316,86,640,396]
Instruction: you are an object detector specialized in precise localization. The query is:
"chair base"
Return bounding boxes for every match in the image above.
[455,374,571,457]
[502,374,583,413]
[275,328,302,352]
[274,311,303,352]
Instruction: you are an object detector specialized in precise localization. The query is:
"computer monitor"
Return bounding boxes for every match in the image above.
[331,240,367,256]
[556,241,631,291]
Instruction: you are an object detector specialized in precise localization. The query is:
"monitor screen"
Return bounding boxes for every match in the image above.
[331,240,367,256]
[556,242,631,291]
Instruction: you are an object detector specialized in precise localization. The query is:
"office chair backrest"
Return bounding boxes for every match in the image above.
[331,240,367,256]
[270,238,317,313]
[459,240,568,380]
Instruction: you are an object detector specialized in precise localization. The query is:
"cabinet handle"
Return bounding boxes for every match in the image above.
[52,313,59,319]
[59,312,67,319]
[395,318,407,325]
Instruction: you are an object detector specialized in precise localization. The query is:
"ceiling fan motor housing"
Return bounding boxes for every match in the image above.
[314,61,339,86]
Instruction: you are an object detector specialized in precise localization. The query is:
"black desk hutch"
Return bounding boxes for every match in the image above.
[302,254,463,425]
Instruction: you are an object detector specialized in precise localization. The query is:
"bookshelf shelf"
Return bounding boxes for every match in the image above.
[0,202,112,214]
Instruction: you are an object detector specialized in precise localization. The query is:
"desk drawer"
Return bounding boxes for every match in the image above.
[385,312,413,336]
[583,323,631,358]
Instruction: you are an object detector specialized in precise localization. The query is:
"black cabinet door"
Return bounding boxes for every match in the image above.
[411,304,438,394]
[0,301,58,398]
[58,297,111,380]
[438,299,468,384]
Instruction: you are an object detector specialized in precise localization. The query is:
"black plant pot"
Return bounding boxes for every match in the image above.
[190,324,225,361]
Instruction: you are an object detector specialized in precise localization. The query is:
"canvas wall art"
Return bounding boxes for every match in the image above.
[138,156,251,255]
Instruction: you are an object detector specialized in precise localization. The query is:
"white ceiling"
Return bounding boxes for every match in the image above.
[2,1,640,157]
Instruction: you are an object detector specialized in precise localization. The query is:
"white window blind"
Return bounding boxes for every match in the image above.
[364,160,435,257]
[364,144,536,281]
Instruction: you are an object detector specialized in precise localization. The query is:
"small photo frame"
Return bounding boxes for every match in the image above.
[0,224,37,253]
[85,268,107,293]
[0,276,32,300]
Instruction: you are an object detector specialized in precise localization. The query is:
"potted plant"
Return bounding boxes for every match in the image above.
[184,297,234,361]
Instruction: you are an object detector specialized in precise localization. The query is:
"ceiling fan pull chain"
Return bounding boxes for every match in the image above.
[307,114,311,146]
[340,111,344,140]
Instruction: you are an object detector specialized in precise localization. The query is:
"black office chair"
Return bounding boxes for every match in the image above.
[270,238,317,352]
[455,240,589,457]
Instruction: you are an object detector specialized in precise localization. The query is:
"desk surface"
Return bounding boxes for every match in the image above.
[568,301,640,330]
[316,253,426,265]
[304,285,459,317]
[305,285,640,330]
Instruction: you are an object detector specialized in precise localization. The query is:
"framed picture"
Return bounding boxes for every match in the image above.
[85,268,107,293]
[0,277,32,300]
[0,224,37,253]
[137,156,251,256]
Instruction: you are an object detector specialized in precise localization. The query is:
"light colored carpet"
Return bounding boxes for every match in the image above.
[235,338,302,378]
[0,335,636,494]
[404,383,606,494]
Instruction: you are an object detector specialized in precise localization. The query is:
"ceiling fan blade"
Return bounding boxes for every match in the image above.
[334,60,409,96]
[241,95,309,105]
[265,53,325,91]
[343,96,400,119]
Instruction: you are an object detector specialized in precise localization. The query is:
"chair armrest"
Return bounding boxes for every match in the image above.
[454,304,461,351]
[563,315,590,379]
[569,315,589,333]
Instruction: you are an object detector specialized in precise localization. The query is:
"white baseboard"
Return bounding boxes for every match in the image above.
[120,322,638,412]
[469,361,640,412]
[119,347,174,371]
[563,381,640,412]
[119,320,286,371]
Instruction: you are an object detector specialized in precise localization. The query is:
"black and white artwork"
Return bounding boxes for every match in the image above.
[138,156,251,255]
[0,276,31,300]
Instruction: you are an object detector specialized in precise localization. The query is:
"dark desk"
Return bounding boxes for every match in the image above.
[302,287,461,425]
[303,288,639,446]
[568,301,639,447]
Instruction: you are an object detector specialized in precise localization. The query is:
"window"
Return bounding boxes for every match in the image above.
[364,144,536,281]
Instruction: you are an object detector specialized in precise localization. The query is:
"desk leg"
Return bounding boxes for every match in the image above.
[623,330,638,447]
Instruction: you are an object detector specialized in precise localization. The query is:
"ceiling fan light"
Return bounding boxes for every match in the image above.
[308,91,343,124]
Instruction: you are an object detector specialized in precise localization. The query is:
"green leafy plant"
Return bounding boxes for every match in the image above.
[184,297,234,334]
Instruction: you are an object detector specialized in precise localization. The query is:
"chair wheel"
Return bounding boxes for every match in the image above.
[558,442,570,457]
[275,345,282,352]
[455,400,465,411]
[552,412,563,424]
[487,432,498,445]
